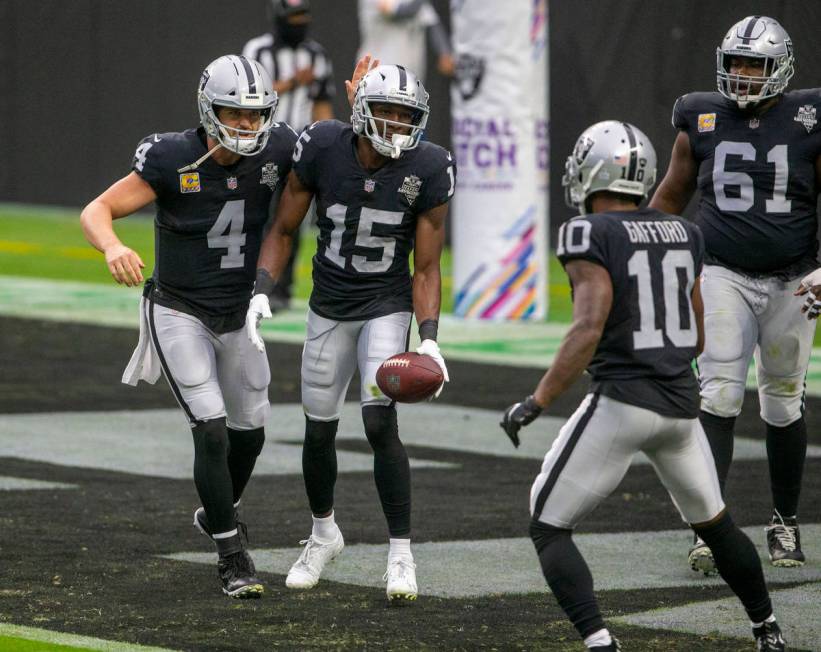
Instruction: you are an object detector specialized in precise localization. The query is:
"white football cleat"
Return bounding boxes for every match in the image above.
[688,534,717,576]
[285,529,344,590]
[384,556,417,602]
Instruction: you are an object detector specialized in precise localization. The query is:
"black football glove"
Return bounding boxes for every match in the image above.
[500,395,543,448]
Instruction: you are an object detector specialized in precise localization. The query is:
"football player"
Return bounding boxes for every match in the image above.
[247,64,455,601]
[501,122,785,651]
[650,16,820,574]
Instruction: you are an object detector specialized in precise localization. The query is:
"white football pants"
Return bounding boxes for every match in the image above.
[301,308,412,421]
[146,302,270,429]
[698,264,816,426]
[530,394,725,528]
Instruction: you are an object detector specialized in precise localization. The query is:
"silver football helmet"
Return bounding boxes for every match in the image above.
[716,16,794,108]
[197,55,278,156]
[351,64,429,159]
[563,121,657,214]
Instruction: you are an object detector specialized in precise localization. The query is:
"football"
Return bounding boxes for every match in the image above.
[376,352,444,403]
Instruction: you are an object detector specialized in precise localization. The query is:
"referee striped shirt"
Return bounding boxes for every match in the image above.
[242,33,335,133]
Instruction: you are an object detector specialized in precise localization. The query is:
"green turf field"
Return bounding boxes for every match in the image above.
[0,204,574,321]
[0,637,84,652]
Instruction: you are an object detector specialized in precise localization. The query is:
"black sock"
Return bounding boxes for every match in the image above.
[766,417,806,517]
[363,405,411,537]
[699,410,736,495]
[191,418,236,535]
[693,511,772,623]
[530,520,605,640]
[227,427,265,504]
[302,417,339,515]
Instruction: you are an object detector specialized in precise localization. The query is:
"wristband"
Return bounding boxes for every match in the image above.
[254,269,276,296]
[418,319,438,342]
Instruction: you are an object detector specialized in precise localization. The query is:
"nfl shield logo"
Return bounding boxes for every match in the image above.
[226,176,238,190]
[364,179,376,192]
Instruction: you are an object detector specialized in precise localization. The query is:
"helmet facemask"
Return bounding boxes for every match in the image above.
[199,96,276,156]
[716,52,794,109]
[353,98,428,159]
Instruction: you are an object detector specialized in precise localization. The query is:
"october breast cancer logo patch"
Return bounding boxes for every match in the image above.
[179,172,201,194]
[697,113,716,133]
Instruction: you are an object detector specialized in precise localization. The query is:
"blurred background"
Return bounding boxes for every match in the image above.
[2,0,821,318]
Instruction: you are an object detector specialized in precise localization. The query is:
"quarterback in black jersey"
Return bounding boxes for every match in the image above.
[248,64,455,601]
[651,15,819,574]
[81,54,296,599]
[501,121,784,652]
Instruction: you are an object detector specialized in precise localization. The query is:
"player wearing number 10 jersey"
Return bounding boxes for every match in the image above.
[651,15,821,574]
[248,64,455,601]
[500,121,784,652]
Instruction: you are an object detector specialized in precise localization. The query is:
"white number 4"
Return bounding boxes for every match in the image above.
[207,200,246,269]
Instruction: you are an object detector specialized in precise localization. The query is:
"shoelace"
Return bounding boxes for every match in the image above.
[766,513,797,552]
[383,558,416,582]
[294,537,322,570]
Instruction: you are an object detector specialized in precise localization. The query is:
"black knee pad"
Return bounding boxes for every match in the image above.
[192,418,229,461]
[362,405,399,453]
[228,426,265,458]
[529,519,571,554]
[304,417,339,450]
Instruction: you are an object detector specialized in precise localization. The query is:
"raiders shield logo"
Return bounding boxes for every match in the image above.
[794,105,817,133]
[260,163,279,190]
[454,53,485,101]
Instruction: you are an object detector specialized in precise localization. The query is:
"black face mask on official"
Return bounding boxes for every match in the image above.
[277,20,309,47]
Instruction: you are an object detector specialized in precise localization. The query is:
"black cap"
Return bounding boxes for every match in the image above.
[270,0,311,19]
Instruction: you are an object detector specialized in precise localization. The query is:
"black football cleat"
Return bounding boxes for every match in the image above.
[765,511,805,568]
[753,620,785,651]
[590,638,621,651]
[218,550,264,599]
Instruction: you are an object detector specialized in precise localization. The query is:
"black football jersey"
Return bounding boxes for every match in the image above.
[292,120,456,321]
[557,208,705,418]
[132,125,296,331]
[673,90,821,276]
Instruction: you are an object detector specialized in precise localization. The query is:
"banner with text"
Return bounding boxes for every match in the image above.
[451,0,548,320]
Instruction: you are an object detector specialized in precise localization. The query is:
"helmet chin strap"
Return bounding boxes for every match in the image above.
[177,143,222,173]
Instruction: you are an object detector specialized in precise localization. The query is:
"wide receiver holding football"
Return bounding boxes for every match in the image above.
[247,64,455,601]
[501,122,785,651]
[650,16,821,575]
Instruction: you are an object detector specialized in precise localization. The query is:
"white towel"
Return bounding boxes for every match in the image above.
[121,297,162,386]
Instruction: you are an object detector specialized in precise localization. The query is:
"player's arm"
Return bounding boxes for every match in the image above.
[692,275,705,356]
[792,154,821,319]
[649,131,698,215]
[500,260,612,446]
[256,170,313,292]
[345,55,380,106]
[80,172,156,287]
[412,201,449,395]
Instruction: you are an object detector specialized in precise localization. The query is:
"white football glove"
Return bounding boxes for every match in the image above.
[416,338,449,398]
[245,293,273,353]
[798,268,821,320]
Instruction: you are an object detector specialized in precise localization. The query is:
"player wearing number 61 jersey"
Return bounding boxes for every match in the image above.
[248,64,455,601]
[651,15,821,575]
[500,121,784,652]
